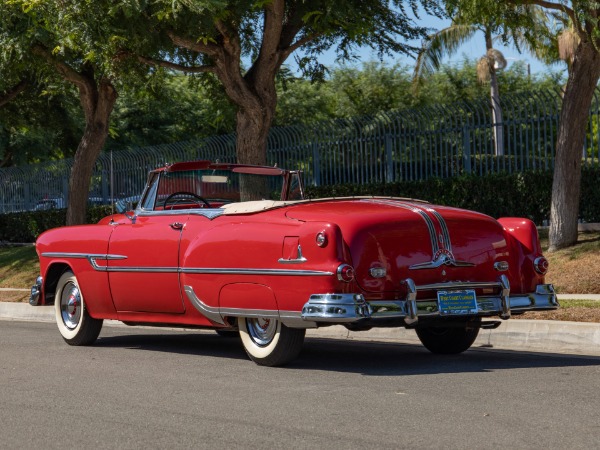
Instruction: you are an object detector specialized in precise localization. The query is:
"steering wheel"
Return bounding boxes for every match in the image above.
[163,191,211,209]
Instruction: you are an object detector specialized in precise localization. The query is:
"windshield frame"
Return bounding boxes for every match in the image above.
[135,163,304,215]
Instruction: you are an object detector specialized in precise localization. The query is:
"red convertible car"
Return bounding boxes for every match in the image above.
[30,160,558,366]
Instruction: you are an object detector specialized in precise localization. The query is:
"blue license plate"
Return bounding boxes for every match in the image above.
[437,290,478,315]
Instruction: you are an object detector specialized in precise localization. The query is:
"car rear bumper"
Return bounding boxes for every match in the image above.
[301,277,558,326]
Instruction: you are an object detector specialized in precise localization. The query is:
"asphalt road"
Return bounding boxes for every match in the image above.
[2,321,600,449]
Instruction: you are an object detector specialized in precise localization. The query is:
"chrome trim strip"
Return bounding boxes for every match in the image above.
[219,307,279,320]
[42,252,332,276]
[414,280,505,291]
[180,268,333,276]
[184,285,225,324]
[409,254,475,270]
[137,209,225,220]
[101,266,179,273]
[183,285,315,328]
[42,252,127,260]
[427,207,453,253]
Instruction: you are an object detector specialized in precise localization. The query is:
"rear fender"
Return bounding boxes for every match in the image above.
[219,283,278,312]
[498,217,545,290]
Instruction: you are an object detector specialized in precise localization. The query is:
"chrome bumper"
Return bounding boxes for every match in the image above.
[301,277,558,326]
[29,276,43,306]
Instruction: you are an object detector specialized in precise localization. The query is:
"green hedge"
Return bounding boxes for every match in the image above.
[0,206,113,243]
[2,168,599,243]
[306,167,600,226]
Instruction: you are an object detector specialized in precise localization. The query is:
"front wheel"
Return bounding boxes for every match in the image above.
[54,271,103,346]
[415,317,481,354]
[238,317,305,366]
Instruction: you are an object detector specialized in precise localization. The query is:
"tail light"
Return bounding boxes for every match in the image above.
[315,232,328,247]
[534,256,549,275]
[337,264,355,282]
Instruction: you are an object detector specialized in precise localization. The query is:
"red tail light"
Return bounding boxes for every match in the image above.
[534,256,549,275]
[337,264,355,282]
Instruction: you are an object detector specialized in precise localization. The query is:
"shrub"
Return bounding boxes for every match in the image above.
[306,168,599,226]
[0,206,113,243]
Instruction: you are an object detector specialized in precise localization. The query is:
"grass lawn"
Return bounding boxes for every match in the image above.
[0,245,38,289]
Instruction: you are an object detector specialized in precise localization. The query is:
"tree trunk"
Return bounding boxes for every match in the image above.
[489,70,504,157]
[66,81,117,225]
[235,105,273,166]
[234,94,276,201]
[485,32,504,157]
[549,41,600,251]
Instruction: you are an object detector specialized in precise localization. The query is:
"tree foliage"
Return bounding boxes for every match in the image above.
[113,0,442,166]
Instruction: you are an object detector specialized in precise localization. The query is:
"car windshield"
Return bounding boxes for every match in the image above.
[139,168,293,211]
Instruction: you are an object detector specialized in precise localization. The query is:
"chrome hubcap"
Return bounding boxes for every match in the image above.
[61,283,81,330]
[246,318,277,347]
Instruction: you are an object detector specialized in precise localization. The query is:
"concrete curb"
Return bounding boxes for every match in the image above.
[2,302,600,357]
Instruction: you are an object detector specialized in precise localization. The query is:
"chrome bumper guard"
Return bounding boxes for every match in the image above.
[301,276,558,326]
[29,276,43,306]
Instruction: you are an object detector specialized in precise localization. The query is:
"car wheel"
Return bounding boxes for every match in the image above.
[238,317,305,366]
[54,271,103,346]
[415,318,481,354]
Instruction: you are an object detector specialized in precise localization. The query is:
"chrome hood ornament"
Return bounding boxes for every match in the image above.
[409,251,475,270]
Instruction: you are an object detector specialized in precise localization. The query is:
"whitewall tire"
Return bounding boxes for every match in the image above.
[54,271,103,346]
[238,317,305,366]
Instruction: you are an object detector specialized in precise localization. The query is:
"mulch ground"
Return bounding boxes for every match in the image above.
[514,308,600,323]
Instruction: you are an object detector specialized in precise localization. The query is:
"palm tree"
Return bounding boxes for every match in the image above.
[412,9,553,157]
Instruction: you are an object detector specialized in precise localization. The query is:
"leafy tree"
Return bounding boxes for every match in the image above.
[119,0,441,166]
[106,75,236,149]
[0,1,145,225]
[329,62,416,117]
[0,85,83,167]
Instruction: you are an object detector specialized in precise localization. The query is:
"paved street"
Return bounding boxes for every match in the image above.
[2,320,600,449]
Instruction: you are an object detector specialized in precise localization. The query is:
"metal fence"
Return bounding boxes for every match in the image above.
[1,88,600,213]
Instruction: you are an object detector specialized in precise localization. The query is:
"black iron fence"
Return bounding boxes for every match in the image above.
[1,88,599,213]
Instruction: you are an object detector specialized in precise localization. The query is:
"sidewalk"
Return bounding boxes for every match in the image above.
[2,301,600,357]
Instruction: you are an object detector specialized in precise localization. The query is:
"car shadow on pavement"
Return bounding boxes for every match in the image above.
[94,329,249,362]
[92,327,600,375]
[291,337,600,376]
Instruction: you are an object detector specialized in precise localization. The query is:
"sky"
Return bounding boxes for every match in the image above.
[295,7,566,78]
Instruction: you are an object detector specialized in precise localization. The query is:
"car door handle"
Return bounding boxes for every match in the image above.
[170,222,184,230]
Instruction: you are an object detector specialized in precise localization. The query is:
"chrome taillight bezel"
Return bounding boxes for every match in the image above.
[534,256,549,275]
[337,264,355,282]
[316,232,328,247]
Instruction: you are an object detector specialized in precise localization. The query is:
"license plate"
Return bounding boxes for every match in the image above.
[437,290,478,315]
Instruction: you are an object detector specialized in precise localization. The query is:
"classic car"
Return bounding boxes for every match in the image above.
[30,160,558,366]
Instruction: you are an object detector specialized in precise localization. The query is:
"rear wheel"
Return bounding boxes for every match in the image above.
[416,317,481,354]
[238,317,305,366]
[54,271,103,346]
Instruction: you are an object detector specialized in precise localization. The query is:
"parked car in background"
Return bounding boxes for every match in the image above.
[30,160,558,366]
[33,196,114,212]
[34,198,66,211]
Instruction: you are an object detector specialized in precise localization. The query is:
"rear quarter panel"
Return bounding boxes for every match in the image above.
[179,211,345,313]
